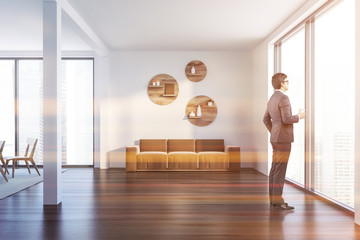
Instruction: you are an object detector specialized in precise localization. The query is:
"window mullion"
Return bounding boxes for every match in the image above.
[14,59,19,158]
[304,19,315,191]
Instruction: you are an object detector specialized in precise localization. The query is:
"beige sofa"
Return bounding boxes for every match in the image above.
[126,139,240,172]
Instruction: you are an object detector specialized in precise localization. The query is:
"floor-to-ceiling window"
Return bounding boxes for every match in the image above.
[272,0,355,208]
[313,0,355,207]
[0,58,94,166]
[281,28,306,186]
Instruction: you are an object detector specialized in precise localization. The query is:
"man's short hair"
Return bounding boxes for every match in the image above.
[272,73,287,89]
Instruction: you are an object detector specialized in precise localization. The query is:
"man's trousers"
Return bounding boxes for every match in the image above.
[269,142,291,204]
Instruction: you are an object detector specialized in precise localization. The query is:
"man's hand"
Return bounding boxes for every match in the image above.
[298,111,305,119]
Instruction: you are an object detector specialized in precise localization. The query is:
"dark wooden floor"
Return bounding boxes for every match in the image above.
[0,168,359,240]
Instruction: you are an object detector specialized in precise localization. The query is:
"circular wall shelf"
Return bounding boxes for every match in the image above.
[148,74,179,105]
[186,95,217,126]
[185,60,207,82]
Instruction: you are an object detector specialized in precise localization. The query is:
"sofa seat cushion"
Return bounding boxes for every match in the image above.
[168,151,198,169]
[198,151,229,169]
[136,151,167,169]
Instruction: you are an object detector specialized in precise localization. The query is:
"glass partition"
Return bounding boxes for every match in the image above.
[18,60,44,164]
[61,59,93,165]
[0,60,15,156]
[4,58,93,166]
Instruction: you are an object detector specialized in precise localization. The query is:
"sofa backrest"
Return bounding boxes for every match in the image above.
[195,139,225,152]
[140,139,167,152]
[167,139,195,153]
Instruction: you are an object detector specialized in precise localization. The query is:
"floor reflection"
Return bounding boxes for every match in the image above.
[42,204,62,240]
[268,209,294,239]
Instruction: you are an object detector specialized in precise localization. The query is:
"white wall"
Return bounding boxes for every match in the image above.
[251,42,271,175]
[104,51,253,168]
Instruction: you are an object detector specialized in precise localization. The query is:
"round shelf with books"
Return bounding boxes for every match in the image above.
[148,74,179,105]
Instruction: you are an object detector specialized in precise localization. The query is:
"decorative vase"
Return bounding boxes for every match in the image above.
[196,105,202,117]
[191,66,196,74]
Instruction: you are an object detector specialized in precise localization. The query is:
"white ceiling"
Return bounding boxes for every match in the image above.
[0,0,307,52]
[0,0,92,51]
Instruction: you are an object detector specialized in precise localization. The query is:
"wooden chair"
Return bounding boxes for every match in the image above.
[4,138,40,178]
[0,141,8,182]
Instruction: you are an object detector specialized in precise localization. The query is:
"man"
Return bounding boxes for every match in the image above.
[263,73,305,210]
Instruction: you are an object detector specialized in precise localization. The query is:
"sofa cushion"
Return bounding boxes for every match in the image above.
[140,139,167,152]
[136,151,168,169]
[167,139,195,152]
[168,151,198,169]
[195,139,225,152]
[198,151,228,169]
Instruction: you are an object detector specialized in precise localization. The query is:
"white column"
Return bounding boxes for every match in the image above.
[98,56,110,169]
[94,55,110,169]
[43,0,62,205]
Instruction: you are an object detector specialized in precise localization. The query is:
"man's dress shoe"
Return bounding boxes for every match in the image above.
[271,203,294,210]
